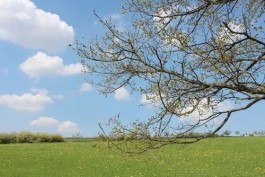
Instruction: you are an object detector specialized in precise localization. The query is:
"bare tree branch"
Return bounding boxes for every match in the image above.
[74,0,265,153]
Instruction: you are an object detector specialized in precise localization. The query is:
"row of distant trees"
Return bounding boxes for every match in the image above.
[94,129,265,141]
[229,130,265,137]
[186,129,265,137]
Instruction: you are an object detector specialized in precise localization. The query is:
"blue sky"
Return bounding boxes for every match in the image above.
[0,0,264,137]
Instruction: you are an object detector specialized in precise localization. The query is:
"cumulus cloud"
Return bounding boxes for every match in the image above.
[20,52,83,78]
[30,116,60,126]
[30,117,80,133]
[80,83,92,92]
[0,91,53,112]
[114,87,130,101]
[57,121,79,133]
[0,0,74,52]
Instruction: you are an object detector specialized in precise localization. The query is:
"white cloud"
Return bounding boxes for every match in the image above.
[80,83,92,92]
[30,88,64,100]
[20,52,83,78]
[57,121,79,133]
[114,87,130,101]
[0,91,53,112]
[30,116,60,126]
[30,117,80,133]
[0,0,74,52]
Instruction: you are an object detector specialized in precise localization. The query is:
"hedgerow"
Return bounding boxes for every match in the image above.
[0,132,64,144]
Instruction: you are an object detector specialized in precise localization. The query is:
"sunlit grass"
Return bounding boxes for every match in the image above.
[0,137,264,177]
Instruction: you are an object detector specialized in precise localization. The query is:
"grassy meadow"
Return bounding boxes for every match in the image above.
[0,137,264,177]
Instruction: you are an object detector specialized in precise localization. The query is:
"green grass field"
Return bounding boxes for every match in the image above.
[0,137,264,177]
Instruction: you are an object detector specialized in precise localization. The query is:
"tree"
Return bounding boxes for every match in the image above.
[222,129,231,136]
[235,130,240,136]
[74,0,265,153]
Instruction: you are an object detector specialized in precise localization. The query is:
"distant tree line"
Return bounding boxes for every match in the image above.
[0,132,64,144]
[97,129,265,141]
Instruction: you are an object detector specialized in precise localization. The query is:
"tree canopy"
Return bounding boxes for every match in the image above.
[75,0,265,153]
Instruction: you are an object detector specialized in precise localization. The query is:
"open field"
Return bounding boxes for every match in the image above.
[0,137,264,177]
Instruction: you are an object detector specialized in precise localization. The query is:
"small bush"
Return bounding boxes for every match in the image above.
[36,133,52,143]
[17,131,35,143]
[35,133,64,143]
[98,134,107,141]
[0,133,17,144]
[50,134,64,142]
